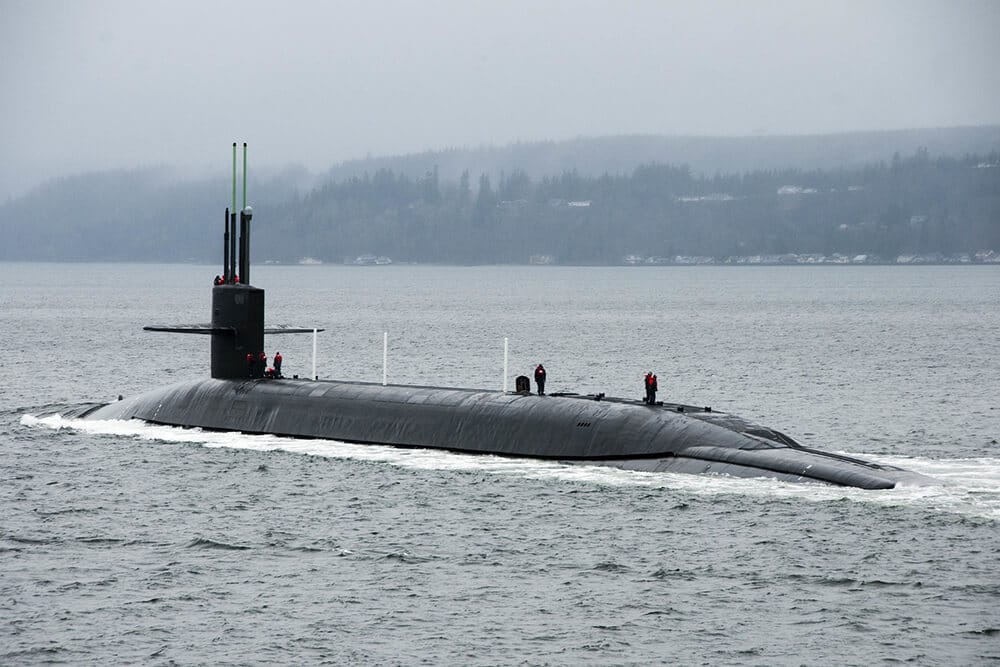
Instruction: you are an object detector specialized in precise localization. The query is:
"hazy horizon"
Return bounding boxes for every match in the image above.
[3,0,999,199]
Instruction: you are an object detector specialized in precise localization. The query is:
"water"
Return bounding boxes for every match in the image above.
[3,263,1000,664]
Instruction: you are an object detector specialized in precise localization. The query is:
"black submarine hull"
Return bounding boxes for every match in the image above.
[78,377,932,489]
[72,145,934,491]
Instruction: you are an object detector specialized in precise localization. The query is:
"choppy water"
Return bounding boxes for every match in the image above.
[3,263,1000,664]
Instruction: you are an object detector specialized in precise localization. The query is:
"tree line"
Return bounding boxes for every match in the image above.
[257,149,1000,263]
[3,149,998,263]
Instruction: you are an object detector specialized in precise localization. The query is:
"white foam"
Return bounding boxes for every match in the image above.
[21,413,1000,521]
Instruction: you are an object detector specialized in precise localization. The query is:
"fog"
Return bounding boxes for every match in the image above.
[2,0,998,199]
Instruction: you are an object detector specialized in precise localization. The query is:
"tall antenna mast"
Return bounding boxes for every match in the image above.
[237,143,252,286]
[230,143,237,282]
[232,143,237,218]
[242,142,248,211]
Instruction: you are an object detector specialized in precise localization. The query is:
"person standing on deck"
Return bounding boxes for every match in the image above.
[534,364,547,395]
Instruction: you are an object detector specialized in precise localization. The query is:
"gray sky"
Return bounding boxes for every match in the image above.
[2,0,998,199]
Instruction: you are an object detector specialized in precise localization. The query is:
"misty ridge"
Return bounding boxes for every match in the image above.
[2,127,998,265]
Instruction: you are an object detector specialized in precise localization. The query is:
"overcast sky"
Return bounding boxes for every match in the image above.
[2,0,998,199]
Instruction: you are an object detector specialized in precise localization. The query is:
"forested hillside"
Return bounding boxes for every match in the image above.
[260,150,1000,263]
[3,131,998,264]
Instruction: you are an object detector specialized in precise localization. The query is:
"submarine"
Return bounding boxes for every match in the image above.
[69,144,934,490]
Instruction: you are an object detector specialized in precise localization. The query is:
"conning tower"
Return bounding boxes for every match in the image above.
[212,142,263,379]
[145,143,311,378]
[210,284,264,379]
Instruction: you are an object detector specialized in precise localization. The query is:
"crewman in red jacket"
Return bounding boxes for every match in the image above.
[534,364,546,395]
[645,372,658,405]
[274,352,283,377]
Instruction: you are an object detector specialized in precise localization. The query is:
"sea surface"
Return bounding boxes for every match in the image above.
[3,262,1000,665]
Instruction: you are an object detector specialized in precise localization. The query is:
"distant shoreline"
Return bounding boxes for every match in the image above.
[3,258,998,268]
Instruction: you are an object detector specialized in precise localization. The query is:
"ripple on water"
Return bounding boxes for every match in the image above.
[5,264,1000,664]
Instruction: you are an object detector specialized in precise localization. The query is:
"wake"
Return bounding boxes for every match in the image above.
[21,412,1000,521]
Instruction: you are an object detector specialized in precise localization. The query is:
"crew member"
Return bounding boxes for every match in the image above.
[274,351,283,377]
[246,352,254,378]
[258,351,268,378]
[534,364,546,395]
[648,372,658,405]
[644,372,653,404]
[214,275,223,285]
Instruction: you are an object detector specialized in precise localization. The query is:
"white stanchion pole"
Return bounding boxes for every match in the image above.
[503,336,509,393]
[383,332,388,386]
[312,328,318,380]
